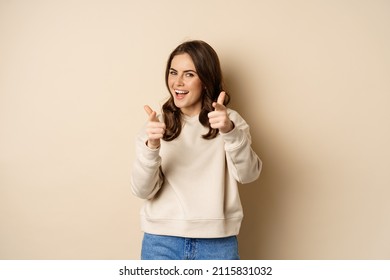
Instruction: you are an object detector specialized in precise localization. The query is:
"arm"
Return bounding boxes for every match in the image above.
[130,106,166,199]
[130,133,164,199]
[208,92,262,184]
[221,111,262,184]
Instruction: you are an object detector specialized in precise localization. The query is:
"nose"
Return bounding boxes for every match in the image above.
[174,74,184,87]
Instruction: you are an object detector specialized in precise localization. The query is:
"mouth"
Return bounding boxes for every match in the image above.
[174,89,189,100]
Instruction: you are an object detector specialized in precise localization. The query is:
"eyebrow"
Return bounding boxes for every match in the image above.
[170,67,197,73]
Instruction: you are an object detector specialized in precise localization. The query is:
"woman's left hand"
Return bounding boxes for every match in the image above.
[208,91,234,134]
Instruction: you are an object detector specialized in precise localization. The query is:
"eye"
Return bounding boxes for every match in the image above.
[185,72,195,77]
[169,70,177,75]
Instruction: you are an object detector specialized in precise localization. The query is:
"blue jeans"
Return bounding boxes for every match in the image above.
[141,233,240,260]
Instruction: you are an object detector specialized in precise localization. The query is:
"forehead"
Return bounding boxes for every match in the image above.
[171,53,196,70]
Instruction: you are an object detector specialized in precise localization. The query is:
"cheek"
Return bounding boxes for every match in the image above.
[192,80,203,94]
[167,77,174,87]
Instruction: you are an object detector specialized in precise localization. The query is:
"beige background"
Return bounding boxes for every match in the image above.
[1,0,389,259]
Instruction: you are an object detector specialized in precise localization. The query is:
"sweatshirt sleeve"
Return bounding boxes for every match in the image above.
[130,124,164,199]
[221,110,262,184]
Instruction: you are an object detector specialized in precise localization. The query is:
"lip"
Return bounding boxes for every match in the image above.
[174,89,188,100]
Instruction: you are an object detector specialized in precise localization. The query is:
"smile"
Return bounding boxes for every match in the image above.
[175,90,189,94]
[174,90,189,100]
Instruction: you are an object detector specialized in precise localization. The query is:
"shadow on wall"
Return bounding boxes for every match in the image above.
[237,155,286,260]
[224,63,290,260]
[234,107,291,260]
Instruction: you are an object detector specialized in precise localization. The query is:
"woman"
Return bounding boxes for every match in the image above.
[131,40,262,260]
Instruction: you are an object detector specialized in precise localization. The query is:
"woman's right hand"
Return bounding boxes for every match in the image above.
[144,105,166,149]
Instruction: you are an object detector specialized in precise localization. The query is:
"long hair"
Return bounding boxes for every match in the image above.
[162,40,230,141]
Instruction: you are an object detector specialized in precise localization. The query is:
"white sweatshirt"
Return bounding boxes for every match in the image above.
[130,109,262,238]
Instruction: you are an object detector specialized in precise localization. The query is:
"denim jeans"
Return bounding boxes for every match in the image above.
[141,233,240,260]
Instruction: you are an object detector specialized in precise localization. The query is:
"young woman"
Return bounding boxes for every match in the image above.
[130,40,262,260]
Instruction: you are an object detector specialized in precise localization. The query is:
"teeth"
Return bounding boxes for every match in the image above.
[175,90,189,94]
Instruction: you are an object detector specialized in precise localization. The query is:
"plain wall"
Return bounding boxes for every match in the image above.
[1,0,389,259]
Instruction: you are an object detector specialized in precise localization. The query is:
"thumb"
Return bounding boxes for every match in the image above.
[213,91,226,111]
[217,91,226,105]
[144,105,159,122]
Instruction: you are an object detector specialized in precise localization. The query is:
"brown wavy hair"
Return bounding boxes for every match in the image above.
[162,40,230,141]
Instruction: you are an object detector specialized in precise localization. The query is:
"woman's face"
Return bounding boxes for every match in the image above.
[167,53,203,116]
